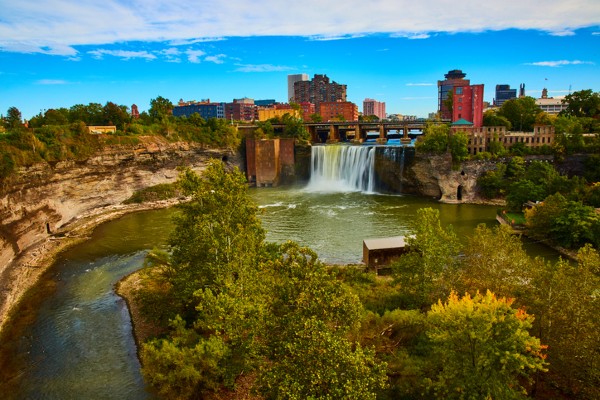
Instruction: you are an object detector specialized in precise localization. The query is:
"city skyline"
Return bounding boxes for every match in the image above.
[1,1,599,120]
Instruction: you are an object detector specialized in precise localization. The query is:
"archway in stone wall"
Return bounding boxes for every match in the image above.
[457,185,463,201]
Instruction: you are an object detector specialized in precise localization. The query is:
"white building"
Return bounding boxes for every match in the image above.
[535,88,568,115]
[287,74,308,102]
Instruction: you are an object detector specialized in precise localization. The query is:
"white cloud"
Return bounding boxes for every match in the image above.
[205,54,226,64]
[234,64,294,72]
[1,0,598,54]
[88,49,156,61]
[186,49,206,63]
[526,59,595,67]
[35,79,70,85]
[407,83,434,86]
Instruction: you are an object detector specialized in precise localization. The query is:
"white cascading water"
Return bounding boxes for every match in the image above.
[306,145,376,193]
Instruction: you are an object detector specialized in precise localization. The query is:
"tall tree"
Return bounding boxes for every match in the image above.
[498,96,541,132]
[425,291,547,399]
[149,96,174,122]
[5,106,22,129]
[392,208,462,308]
[560,89,600,118]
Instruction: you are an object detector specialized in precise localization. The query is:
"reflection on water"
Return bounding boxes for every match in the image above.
[3,188,560,398]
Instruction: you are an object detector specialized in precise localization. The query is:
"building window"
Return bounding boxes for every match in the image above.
[456,87,463,95]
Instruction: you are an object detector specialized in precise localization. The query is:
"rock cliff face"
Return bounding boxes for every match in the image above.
[0,137,238,282]
[375,150,499,203]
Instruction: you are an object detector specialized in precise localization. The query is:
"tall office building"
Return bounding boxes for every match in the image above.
[438,69,469,121]
[287,74,308,102]
[294,74,347,111]
[363,98,386,120]
[495,84,517,106]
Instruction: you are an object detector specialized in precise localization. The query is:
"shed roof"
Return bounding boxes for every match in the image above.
[363,236,409,250]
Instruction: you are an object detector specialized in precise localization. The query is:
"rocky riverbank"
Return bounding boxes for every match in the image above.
[0,137,237,335]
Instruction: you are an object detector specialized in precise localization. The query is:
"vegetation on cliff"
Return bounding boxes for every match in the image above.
[126,162,600,400]
[0,98,239,179]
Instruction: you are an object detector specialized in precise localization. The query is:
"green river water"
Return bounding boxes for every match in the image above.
[0,187,559,399]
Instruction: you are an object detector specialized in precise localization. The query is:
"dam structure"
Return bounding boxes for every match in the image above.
[305,144,411,194]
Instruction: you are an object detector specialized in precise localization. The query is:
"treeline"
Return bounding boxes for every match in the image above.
[134,161,599,399]
[0,97,239,178]
[478,156,600,249]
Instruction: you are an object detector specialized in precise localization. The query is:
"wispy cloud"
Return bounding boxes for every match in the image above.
[526,59,595,67]
[35,79,70,85]
[2,1,598,55]
[88,49,156,61]
[407,83,434,86]
[186,49,206,63]
[234,64,294,72]
[391,32,431,40]
[205,54,226,64]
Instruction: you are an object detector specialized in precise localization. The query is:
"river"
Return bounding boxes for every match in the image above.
[0,187,559,398]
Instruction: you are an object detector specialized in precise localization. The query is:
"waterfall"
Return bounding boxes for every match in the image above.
[306,145,376,193]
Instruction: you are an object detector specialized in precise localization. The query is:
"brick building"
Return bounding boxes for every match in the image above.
[438,69,469,121]
[363,98,386,120]
[453,84,484,127]
[294,74,347,111]
[451,125,555,155]
[225,98,256,122]
[319,101,359,122]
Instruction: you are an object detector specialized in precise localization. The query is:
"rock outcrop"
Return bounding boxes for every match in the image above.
[375,149,500,203]
[0,137,238,329]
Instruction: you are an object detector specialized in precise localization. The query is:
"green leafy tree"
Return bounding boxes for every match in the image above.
[482,109,512,129]
[477,163,507,199]
[488,133,507,156]
[391,208,462,309]
[448,131,469,162]
[560,89,600,118]
[425,291,547,400]
[416,123,449,154]
[527,246,600,398]
[102,101,129,130]
[167,161,265,317]
[141,316,229,400]
[258,242,387,399]
[498,96,541,132]
[43,108,69,125]
[149,96,174,122]
[506,179,546,211]
[5,107,22,129]
[459,224,534,298]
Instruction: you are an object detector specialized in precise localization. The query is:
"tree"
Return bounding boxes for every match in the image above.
[477,163,507,199]
[498,96,541,132]
[460,224,534,298]
[527,246,600,398]
[425,291,547,400]
[506,179,546,211]
[43,108,69,125]
[482,109,512,129]
[5,107,22,129]
[258,242,387,399]
[560,89,600,118]
[149,96,174,121]
[102,101,129,130]
[166,161,265,317]
[391,208,462,309]
[448,131,469,162]
[416,123,449,154]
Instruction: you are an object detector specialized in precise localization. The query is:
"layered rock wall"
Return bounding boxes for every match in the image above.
[0,137,238,327]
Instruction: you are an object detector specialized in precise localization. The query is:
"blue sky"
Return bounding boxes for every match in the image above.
[1,1,599,120]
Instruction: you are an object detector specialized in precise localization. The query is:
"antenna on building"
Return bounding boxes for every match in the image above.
[569,84,572,95]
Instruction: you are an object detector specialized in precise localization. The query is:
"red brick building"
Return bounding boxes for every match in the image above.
[438,69,470,121]
[294,74,347,111]
[363,98,386,120]
[452,84,484,128]
[319,101,358,122]
[225,98,256,122]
